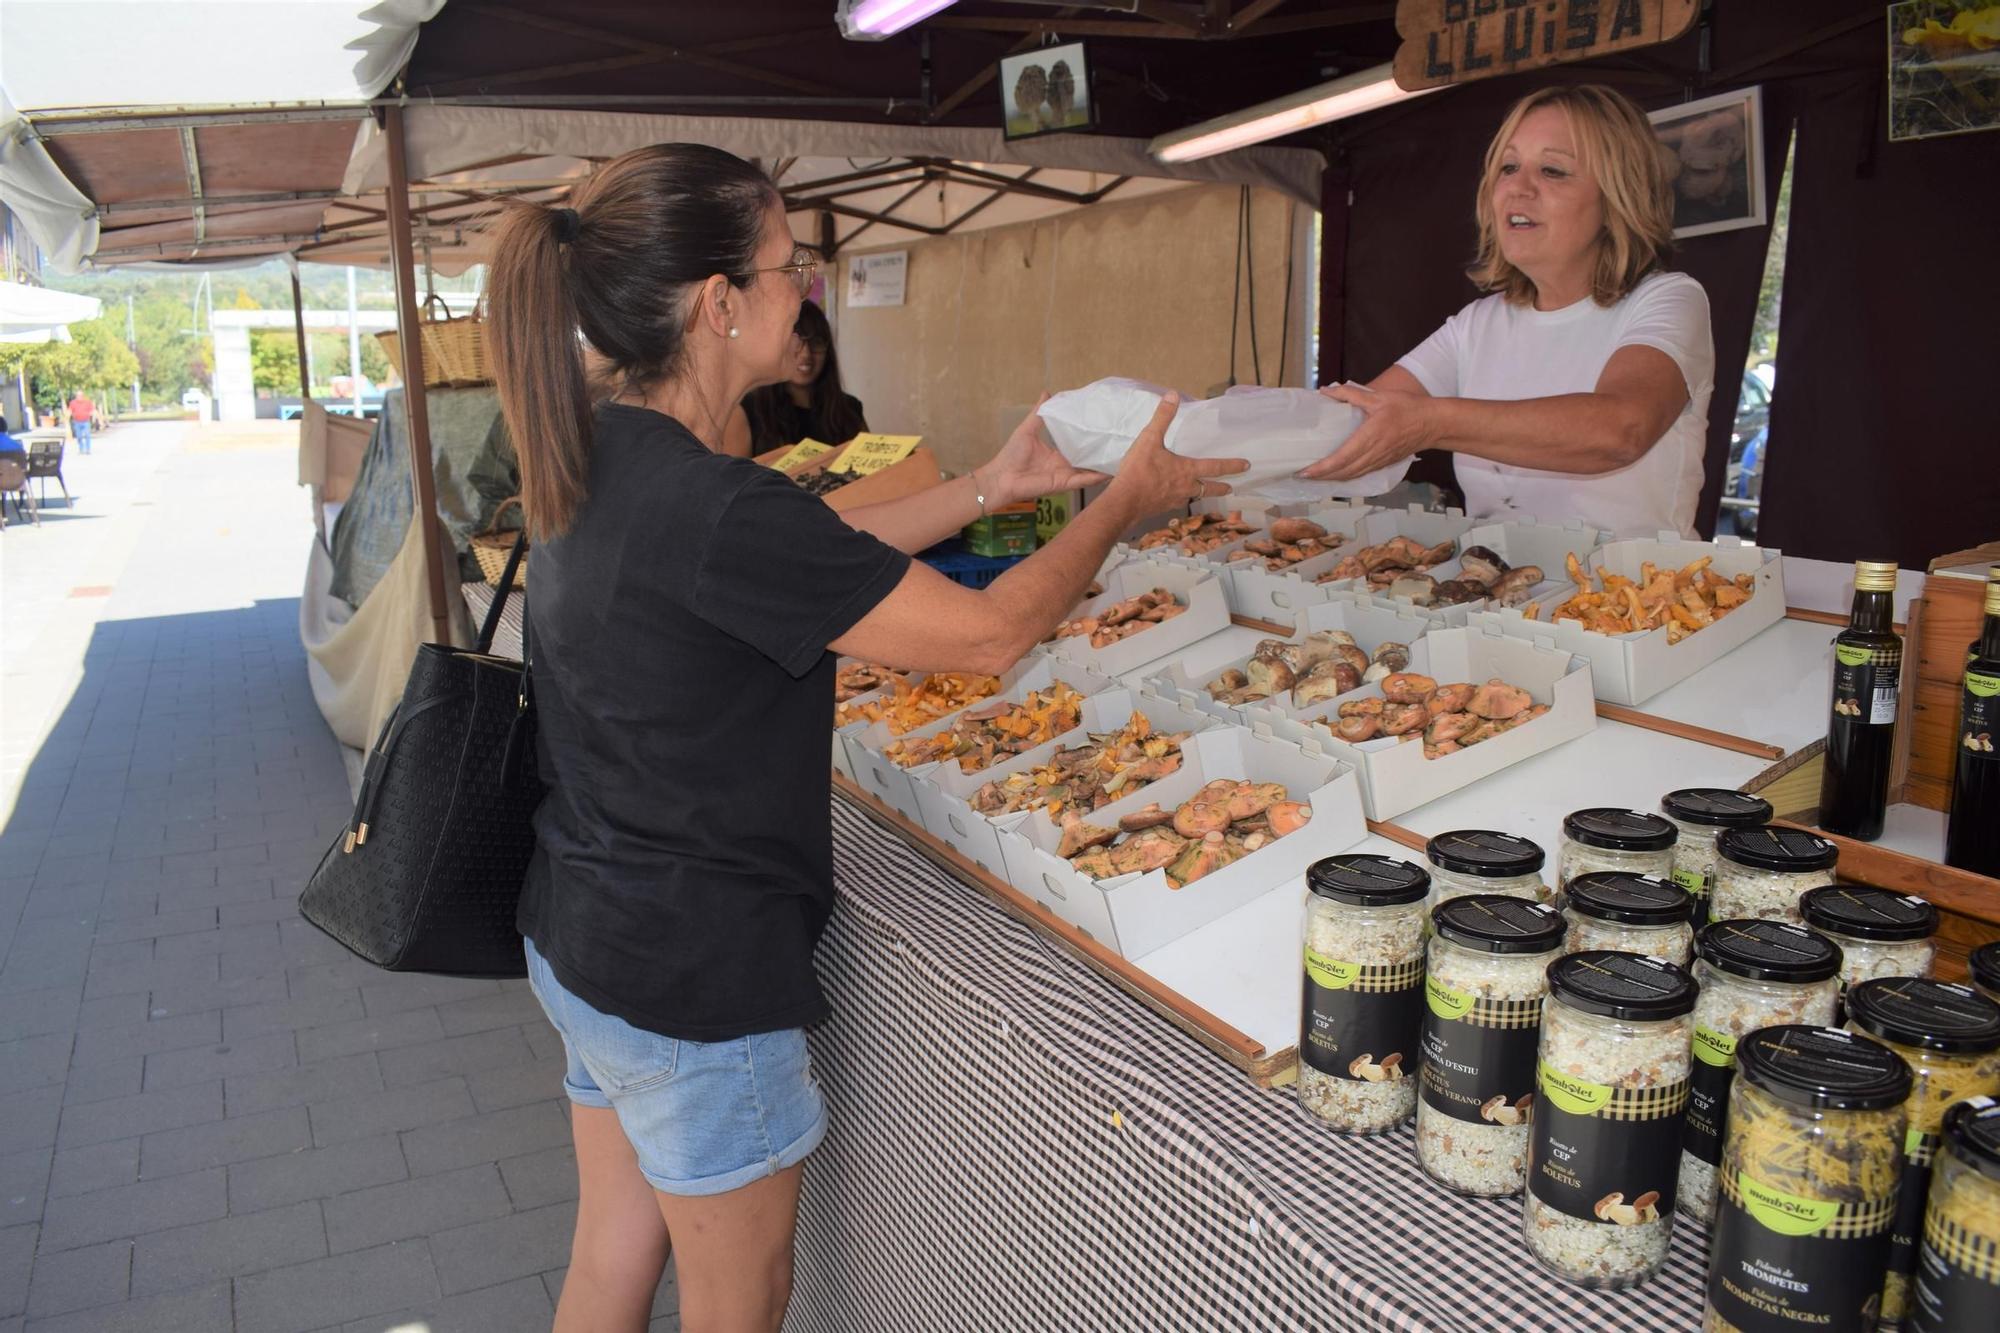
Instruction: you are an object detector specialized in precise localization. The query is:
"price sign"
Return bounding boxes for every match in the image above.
[829,434,922,476]
[772,439,835,472]
[1393,0,1698,91]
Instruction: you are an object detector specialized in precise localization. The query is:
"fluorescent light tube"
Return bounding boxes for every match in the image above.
[838,0,959,40]
[1149,64,1436,163]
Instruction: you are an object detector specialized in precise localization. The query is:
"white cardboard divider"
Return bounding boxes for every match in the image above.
[1144,596,1438,727]
[1263,623,1597,821]
[996,725,1367,958]
[910,688,1215,878]
[1195,500,1380,624]
[842,657,1116,823]
[1040,558,1232,678]
[1467,535,1786,706]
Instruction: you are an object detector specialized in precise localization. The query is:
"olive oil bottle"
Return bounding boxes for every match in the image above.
[1945,568,2000,876]
[1818,561,1902,840]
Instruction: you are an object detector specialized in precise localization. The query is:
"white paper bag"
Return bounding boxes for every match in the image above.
[1038,377,1409,495]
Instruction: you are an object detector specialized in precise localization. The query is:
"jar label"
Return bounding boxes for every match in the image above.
[1671,865,1709,900]
[1527,1064,1687,1222]
[1707,1170,1895,1333]
[1419,981,1543,1125]
[1833,649,1900,727]
[1683,1025,1738,1167]
[1959,672,1999,760]
[1881,1135,1940,1323]
[1912,1205,2000,1332]
[1300,951,1424,1082]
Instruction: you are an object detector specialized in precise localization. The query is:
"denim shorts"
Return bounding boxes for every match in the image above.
[523,938,827,1197]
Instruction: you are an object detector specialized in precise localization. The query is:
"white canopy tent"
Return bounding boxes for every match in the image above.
[0,281,101,343]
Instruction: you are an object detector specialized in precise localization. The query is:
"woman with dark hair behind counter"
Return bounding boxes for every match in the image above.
[722,299,866,457]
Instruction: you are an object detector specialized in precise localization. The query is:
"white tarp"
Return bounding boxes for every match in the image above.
[0,278,101,341]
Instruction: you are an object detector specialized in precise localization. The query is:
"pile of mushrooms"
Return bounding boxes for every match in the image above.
[1206,630,1409,709]
[1315,535,1460,594]
[1051,589,1185,650]
[1059,779,1312,888]
[969,712,1189,818]
[1320,671,1548,760]
[1134,511,1257,556]
[1223,517,1347,571]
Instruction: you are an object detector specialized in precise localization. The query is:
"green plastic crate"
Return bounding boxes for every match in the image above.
[962,506,1038,557]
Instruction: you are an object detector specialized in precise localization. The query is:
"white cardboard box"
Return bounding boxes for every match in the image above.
[1041,558,1232,678]
[1263,623,1598,821]
[1144,597,1438,728]
[1288,504,1481,623]
[1467,535,1786,706]
[1196,500,1381,624]
[996,725,1368,957]
[842,657,1116,822]
[910,688,1214,878]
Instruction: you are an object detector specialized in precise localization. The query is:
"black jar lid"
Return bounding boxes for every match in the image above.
[1661,788,1775,830]
[1565,873,1694,927]
[1562,808,1678,852]
[1433,895,1565,955]
[1547,951,1697,1021]
[1799,884,1939,942]
[1736,1025,1913,1111]
[1716,825,1840,873]
[1847,978,2000,1054]
[1941,1097,2000,1183]
[1307,854,1430,907]
[1697,919,1843,984]
[1974,942,2000,995]
[1425,830,1545,879]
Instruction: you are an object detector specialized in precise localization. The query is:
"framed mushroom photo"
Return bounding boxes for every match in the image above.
[1648,86,1767,239]
[999,41,1095,140]
[1889,1,2000,141]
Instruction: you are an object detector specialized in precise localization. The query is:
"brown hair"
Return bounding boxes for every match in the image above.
[486,144,780,540]
[1469,84,1674,308]
[740,300,867,452]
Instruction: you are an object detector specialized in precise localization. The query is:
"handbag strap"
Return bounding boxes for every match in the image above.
[476,529,528,654]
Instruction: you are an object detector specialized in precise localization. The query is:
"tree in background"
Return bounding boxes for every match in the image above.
[0,314,141,411]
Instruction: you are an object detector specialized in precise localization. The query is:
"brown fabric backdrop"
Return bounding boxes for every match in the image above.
[1321,2,1998,562]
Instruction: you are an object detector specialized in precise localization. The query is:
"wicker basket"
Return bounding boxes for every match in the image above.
[375,293,491,388]
[470,497,527,589]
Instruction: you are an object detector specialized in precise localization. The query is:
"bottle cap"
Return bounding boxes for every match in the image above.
[1432,895,1566,955]
[1563,807,1678,853]
[1853,561,1899,592]
[1547,951,1697,1021]
[1737,1026,1912,1111]
[1306,854,1430,907]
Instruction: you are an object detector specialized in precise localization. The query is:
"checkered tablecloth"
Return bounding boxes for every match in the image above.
[791,795,1713,1332]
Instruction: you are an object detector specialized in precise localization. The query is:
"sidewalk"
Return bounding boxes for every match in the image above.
[0,422,676,1331]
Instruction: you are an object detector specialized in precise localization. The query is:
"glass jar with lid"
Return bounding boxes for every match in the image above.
[1975,941,2000,1006]
[1679,919,1844,1224]
[1556,809,1678,905]
[1913,1096,2000,1332]
[1524,952,1697,1289]
[1660,788,1773,914]
[1845,978,2000,1328]
[1562,873,1696,966]
[1711,826,1840,925]
[1424,830,1548,920]
[1416,895,1566,1198]
[1300,854,1429,1135]
[1703,1026,1911,1333]
[1800,883,1939,993]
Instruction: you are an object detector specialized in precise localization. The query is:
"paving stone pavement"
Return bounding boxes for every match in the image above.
[0,422,677,1330]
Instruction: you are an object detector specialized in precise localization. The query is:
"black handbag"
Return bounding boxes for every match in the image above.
[300,532,540,977]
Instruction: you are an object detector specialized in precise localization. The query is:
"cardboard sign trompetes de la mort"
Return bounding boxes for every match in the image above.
[1393,0,1699,91]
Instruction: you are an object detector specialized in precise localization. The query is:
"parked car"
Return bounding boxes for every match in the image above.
[1720,364,1773,539]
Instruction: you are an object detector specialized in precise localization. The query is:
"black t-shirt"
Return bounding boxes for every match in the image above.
[518,403,910,1041]
[748,393,868,454]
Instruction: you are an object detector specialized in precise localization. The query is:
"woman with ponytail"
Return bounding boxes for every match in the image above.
[485,143,1240,1333]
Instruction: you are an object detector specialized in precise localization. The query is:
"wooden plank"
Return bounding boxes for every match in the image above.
[1393,0,1699,91]
[830,774,1299,1084]
[1366,819,1428,855]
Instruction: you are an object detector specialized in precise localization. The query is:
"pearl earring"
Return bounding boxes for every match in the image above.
[728,327,740,339]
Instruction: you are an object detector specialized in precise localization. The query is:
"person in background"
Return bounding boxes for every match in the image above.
[67,392,96,455]
[722,300,866,458]
[0,415,24,460]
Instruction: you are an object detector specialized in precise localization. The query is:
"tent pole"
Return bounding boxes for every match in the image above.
[289,271,312,404]
[384,103,453,646]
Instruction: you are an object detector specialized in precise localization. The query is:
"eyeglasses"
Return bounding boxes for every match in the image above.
[736,246,819,297]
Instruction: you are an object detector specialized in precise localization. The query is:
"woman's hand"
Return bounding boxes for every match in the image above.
[1297,381,1438,481]
[975,402,1108,507]
[1104,394,1248,514]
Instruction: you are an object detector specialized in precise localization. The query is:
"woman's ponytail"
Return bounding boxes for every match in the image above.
[487,205,592,542]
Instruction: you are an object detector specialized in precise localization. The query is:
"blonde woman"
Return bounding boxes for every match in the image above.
[1303,84,1715,537]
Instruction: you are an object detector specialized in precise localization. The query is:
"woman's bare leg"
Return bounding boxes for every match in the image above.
[656,1164,805,1333]
[555,1104,672,1333]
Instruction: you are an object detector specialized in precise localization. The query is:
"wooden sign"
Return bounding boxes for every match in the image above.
[772,439,835,472]
[828,434,922,476]
[1394,0,1699,91]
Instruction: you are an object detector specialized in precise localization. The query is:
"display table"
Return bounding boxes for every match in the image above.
[791,794,1714,1332]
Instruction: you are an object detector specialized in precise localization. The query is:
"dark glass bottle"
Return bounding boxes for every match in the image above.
[1945,569,2000,876]
[1818,561,1902,841]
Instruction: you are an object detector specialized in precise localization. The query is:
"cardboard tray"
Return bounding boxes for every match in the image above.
[1262,623,1598,821]
[1277,504,1482,625]
[996,725,1368,958]
[1040,558,1232,678]
[1144,596,1439,728]
[1177,500,1381,626]
[910,688,1216,878]
[1109,494,1344,568]
[842,657,1117,823]
[754,441,943,512]
[1467,535,1786,706]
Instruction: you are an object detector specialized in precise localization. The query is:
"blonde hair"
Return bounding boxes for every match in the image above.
[1469,84,1674,307]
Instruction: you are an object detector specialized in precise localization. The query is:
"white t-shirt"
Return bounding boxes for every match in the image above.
[1395,271,1714,537]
